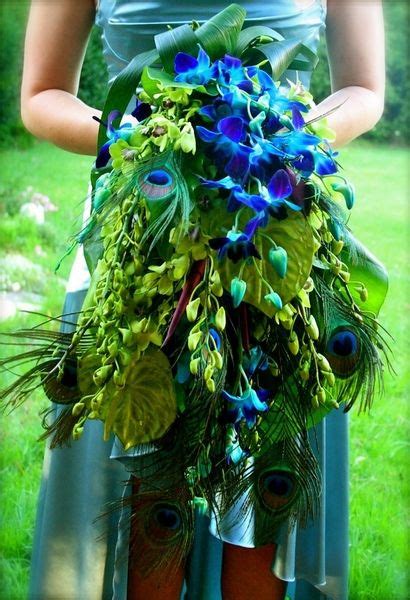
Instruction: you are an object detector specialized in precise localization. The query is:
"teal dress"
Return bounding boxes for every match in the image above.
[29,2,348,599]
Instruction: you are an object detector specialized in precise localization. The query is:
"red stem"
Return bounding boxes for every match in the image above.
[162,259,207,348]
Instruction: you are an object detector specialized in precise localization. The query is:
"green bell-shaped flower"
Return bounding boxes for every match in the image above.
[268,246,288,279]
[264,291,283,310]
[331,180,355,210]
[230,277,247,308]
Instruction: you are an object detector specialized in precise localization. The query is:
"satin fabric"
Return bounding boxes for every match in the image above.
[96,0,326,86]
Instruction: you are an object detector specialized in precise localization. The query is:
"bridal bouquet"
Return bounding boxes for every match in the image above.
[1,4,388,560]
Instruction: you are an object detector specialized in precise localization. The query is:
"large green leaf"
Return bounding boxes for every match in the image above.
[243,38,304,80]
[200,202,315,316]
[236,25,284,58]
[195,3,246,58]
[106,348,177,449]
[78,347,177,449]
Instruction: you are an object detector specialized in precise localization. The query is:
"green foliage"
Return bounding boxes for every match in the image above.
[78,26,108,110]
[0,1,31,146]
[0,185,25,216]
[310,2,410,144]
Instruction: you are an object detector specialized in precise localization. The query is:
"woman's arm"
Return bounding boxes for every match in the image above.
[311,0,385,147]
[21,0,99,155]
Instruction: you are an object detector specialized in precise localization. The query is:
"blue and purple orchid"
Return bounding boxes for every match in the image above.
[96,110,134,168]
[170,47,338,258]
[197,116,253,180]
[175,46,215,86]
[209,226,261,263]
[223,386,270,428]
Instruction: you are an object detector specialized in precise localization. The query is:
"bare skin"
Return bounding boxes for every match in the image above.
[126,478,186,600]
[21,1,385,599]
[221,544,288,600]
[21,0,100,155]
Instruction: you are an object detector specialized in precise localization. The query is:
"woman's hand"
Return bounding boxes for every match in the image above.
[21,0,99,155]
[311,0,385,147]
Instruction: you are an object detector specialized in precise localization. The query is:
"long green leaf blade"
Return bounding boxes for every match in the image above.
[97,48,159,151]
[244,38,303,80]
[195,3,246,59]
[235,25,284,57]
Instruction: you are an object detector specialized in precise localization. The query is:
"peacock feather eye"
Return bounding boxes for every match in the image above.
[146,502,183,542]
[138,168,175,199]
[42,359,80,404]
[325,327,360,378]
[146,170,172,186]
[258,468,297,511]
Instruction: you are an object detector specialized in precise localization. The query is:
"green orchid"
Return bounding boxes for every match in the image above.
[174,122,197,154]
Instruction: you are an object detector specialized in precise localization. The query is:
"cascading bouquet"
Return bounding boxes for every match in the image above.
[1,4,389,571]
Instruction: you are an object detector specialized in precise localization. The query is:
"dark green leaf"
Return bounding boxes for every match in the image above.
[97,48,159,151]
[236,25,284,58]
[195,3,246,59]
[243,38,304,80]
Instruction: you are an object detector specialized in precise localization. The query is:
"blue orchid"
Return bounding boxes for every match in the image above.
[199,89,249,124]
[266,130,338,177]
[131,99,152,122]
[199,98,234,122]
[242,346,269,377]
[197,116,253,179]
[223,387,270,428]
[244,169,302,220]
[249,137,288,183]
[256,70,308,131]
[199,176,266,213]
[291,105,305,130]
[266,168,302,211]
[174,47,214,86]
[209,216,262,262]
[234,169,299,219]
[201,168,300,222]
[212,54,257,93]
[96,110,133,168]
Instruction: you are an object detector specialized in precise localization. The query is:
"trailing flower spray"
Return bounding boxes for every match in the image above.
[0,4,389,571]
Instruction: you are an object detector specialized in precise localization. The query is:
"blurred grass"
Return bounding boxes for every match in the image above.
[341,142,410,599]
[0,143,92,283]
[0,143,92,598]
[0,140,409,599]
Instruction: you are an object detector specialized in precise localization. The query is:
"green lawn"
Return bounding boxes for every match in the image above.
[0,141,409,599]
